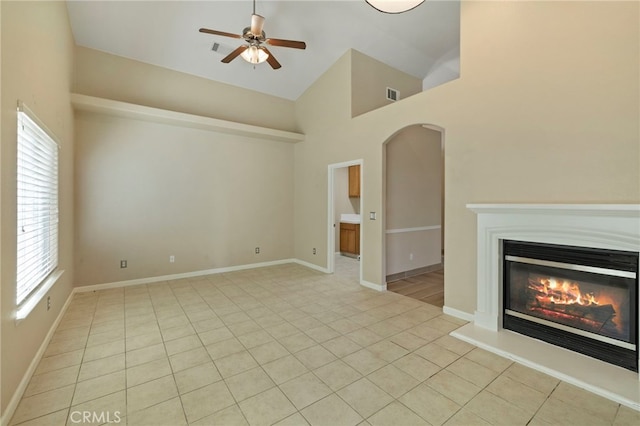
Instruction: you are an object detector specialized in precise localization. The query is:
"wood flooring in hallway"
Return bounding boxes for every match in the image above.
[387,268,444,307]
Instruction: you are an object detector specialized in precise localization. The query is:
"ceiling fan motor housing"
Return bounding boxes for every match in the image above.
[243,27,266,43]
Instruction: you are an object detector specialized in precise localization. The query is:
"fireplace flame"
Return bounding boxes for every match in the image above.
[539,278,599,306]
[527,274,623,335]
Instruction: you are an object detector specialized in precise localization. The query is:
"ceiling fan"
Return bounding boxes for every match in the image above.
[199,0,306,69]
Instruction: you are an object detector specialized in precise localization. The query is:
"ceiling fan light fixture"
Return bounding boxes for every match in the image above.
[366,0,424,14]
[200,0,304,69]
[241,45,269,64]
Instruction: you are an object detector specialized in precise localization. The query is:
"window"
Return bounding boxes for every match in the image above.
[16,102,62,320]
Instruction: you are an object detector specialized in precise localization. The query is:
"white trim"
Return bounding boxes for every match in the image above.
[17,101,61,148]
[327,159,363,170]
[292,259,330,274]
[70,94,305,143]
[327,165,336,275]
[467,203,640,217]
[75,259,295,292]
[79,258,388,300]
[1,288,75,426]
[386,225,441,234]
[360,279,386,292]
[16,270,64,322]
[442,305,474,322]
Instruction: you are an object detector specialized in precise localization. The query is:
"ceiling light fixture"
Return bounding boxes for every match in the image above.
[199,0,305,69]
[241,44,269,64]
[366,0,424,14]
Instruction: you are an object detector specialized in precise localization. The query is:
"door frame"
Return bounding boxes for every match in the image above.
[327,159,363,281]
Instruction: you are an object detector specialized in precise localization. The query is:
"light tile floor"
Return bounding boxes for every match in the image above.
[10,263,640,426]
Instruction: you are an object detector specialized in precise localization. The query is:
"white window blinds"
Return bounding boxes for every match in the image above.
[16,104,59,306]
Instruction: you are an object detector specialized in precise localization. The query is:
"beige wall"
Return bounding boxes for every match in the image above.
[294,1,639,309]
[385,125,442,275]
[386,229,441,276]
[1,1,75,415]
[351,49,422,118]
[385,126,441,229]
[0,0,3,412]
[74,111,294,286]
[0,0,637,417]
[74,46,299,133]
[438,0,638,314]
[293,52,353,267]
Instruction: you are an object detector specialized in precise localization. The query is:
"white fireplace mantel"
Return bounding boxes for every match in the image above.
[453,203,640,410]
[467,203,640,331]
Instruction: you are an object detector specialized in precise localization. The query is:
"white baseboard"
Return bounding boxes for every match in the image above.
[292,259,330,274]
[442,305,475,322]
[360,279,386,292]
[1,289,76,426]
[77,258,391,297]
[75,259,296,293]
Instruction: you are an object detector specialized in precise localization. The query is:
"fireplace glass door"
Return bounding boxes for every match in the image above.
[503,240,638,372]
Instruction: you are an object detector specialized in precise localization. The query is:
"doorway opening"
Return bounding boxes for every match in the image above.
[383,124,445,306]
[327,160,363,283]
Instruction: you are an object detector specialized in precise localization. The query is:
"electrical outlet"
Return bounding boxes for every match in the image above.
[120,260,127,268]
[170,255,175,263]
[47,296,50,311]
[255,247,260,254]
[313,248,317,255]
[410,253,414,261]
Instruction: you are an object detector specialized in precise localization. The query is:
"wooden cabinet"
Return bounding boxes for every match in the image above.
[340,222,360,255]
[348,165,360,198]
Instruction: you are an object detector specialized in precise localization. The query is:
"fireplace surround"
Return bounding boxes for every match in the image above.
[453,204,640,409]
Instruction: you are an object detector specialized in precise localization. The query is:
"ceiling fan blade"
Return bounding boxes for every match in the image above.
[265,38,306,50]
[260,47,281,69]
[221,45,248,63]
[199,28,243,39]
[250,14,265,36]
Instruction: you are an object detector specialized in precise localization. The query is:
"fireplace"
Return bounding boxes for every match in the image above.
[503,240,638,372]
[451,204,640,409]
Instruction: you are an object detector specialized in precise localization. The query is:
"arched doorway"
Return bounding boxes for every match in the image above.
[383,124,445,306]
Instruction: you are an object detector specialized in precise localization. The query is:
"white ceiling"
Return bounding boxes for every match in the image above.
[66,1,460,100]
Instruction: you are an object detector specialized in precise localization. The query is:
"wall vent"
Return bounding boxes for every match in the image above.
[211,42,220,52]
[386,87,399,102]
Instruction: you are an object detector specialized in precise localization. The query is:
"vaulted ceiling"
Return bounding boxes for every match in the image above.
[66,1,460,100]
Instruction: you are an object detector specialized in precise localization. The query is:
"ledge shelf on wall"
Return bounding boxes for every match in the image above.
[70,93,305,143]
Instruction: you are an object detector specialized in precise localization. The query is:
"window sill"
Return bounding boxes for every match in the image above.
[16,269,65,324]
